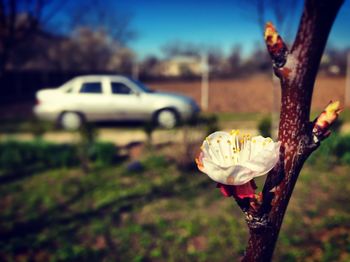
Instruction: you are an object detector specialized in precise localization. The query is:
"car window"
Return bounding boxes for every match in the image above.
[130,79,153,93]
[80,82,102,94]
[111,82,132,95]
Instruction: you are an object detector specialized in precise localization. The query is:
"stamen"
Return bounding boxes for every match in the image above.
[236,135,239,150]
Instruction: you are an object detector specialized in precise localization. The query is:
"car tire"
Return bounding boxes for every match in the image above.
[59,112,84,130]
[156,109,178,129]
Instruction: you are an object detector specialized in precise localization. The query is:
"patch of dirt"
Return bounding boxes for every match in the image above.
[149,75,346,112]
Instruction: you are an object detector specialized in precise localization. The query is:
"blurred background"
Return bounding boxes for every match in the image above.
[1,0,350,261]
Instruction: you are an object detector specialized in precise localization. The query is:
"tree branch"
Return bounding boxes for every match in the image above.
[241,0,344,261]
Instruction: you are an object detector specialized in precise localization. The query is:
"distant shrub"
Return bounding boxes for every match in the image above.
[258,117,272,137]
[340,152,350,165]
[307,135,337,168]
[29,118,48,138]
[89,142,117,166]
[0,140,116,171]
[333,134,350,158]
[143,155,168,170]
[204,114,219,136]
[307,134,350,167]
[0,140,78,171]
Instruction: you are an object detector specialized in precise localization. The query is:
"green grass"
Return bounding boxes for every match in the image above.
[1,151,350,261]
[208,112,266,123]
[0,117,55,134]
[1,111,350,261]
[275,164,350,262]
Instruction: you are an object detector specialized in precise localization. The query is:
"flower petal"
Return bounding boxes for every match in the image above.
[201,131,236,168]
[227,165,256,185]
[201,157,236,184]
[216,183,235,197]
[240,137,280,176]
[195,152,204,171]
[234,181,257,199]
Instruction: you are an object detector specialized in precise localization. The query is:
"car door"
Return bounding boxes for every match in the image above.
[74,80,111,121]
[108,80,150,121]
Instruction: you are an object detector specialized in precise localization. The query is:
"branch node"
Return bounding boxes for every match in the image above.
[264,22,289,69]
[312,101,342,144]
[245,213,270,232]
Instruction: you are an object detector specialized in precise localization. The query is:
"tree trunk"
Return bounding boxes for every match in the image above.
[242,0,344,261]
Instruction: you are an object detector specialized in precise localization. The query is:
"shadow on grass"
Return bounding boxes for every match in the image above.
[0,171,210,243]
[0,154,128,186]
[0,164,50,184]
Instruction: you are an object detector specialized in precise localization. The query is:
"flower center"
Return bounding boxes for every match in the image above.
[203,130,253,167]
[230,129,251,152]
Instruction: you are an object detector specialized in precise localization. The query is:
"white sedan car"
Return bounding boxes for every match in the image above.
[34,75,200,129]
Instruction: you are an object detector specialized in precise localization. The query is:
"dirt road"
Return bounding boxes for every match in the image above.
[0,127,259,146]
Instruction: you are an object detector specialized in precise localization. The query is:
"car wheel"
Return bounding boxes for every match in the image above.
[59,112,84,130]
[156,109,178,129]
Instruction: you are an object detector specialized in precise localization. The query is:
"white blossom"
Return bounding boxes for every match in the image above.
[196,130,281,186]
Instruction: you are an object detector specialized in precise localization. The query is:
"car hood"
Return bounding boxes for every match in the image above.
[150,91,194,103]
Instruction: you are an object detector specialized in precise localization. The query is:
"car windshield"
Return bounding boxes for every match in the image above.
[60,79,76,93]
[130,79,154,93]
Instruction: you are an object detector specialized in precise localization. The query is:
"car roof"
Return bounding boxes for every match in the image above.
[71,75,132,81]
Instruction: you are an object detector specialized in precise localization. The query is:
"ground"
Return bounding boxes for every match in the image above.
[0,74,349,261]
[0,148,350,261]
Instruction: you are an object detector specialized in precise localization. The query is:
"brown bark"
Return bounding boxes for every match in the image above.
[242,0,344,261]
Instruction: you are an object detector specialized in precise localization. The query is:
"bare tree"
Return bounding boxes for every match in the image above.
[227,0,346,260]
[0,0,136,75]
[67,0,136,46]
[227,45,242,74]
[140,55,161,78]
[0,0,70,75]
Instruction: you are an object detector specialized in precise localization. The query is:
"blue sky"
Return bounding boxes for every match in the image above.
[51,0,350,59]
[114,0,350,59]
